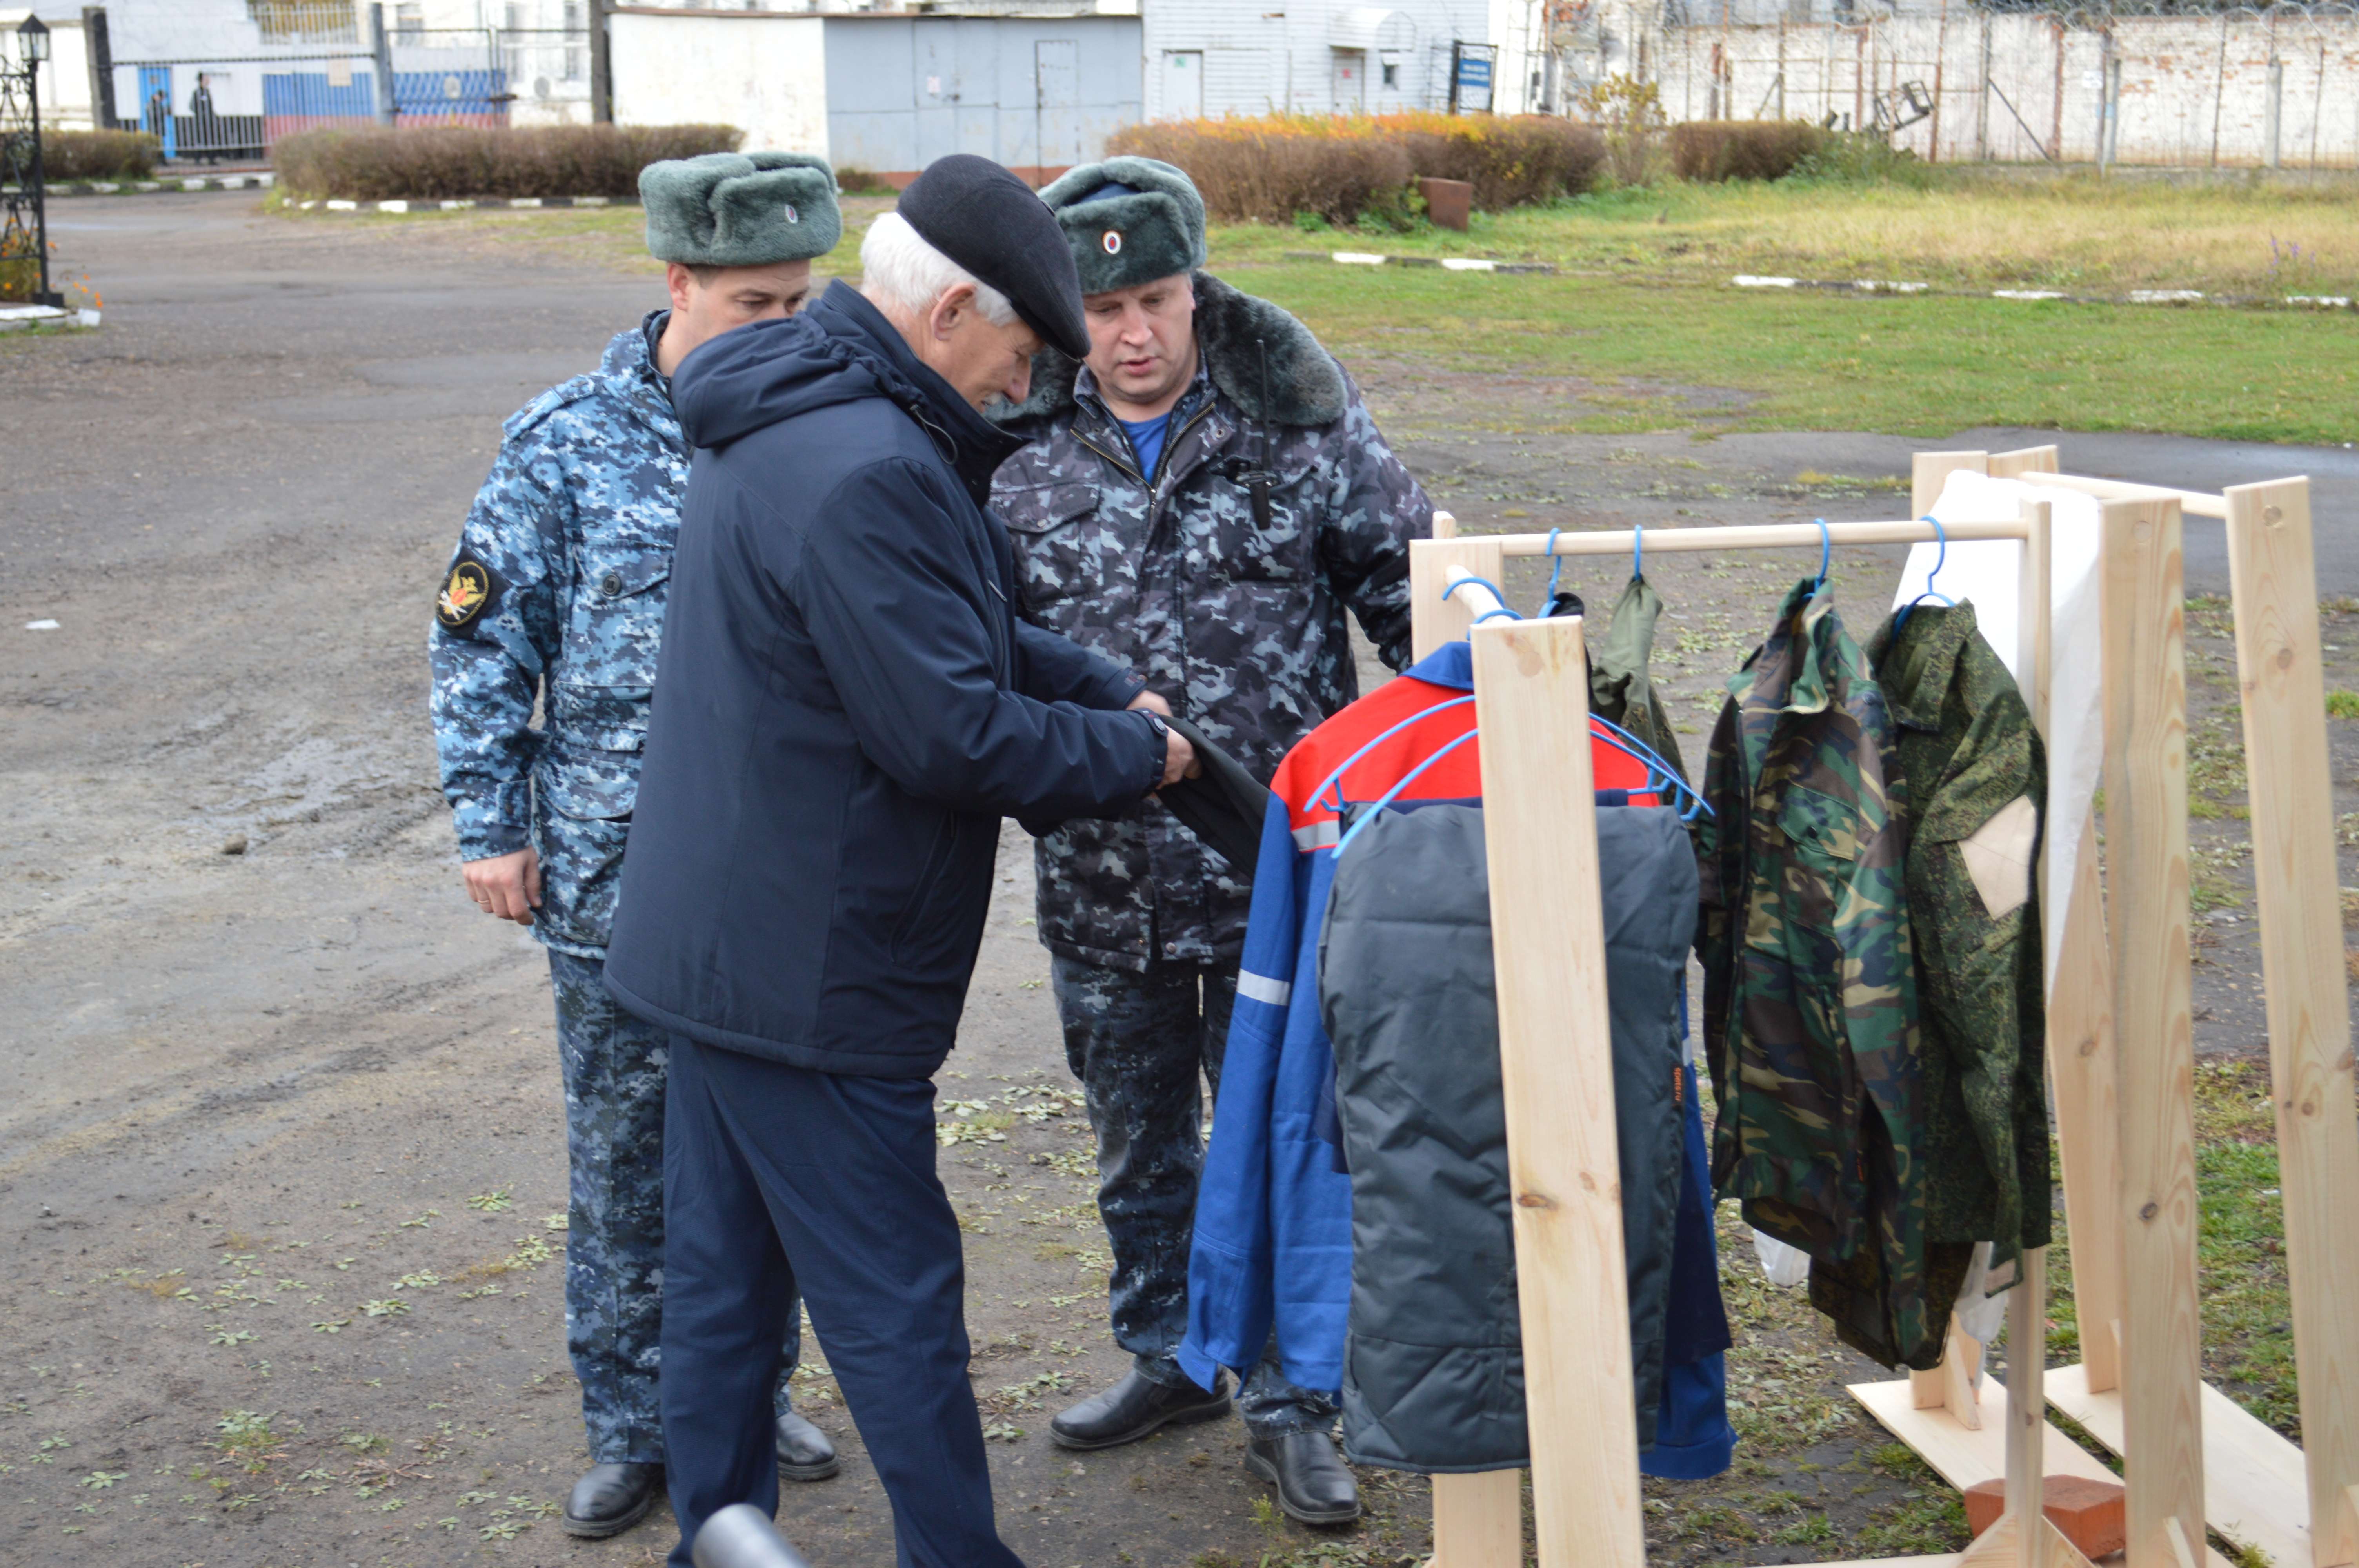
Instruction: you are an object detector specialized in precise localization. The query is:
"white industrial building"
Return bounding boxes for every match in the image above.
[1138,0,1545,120]
[609,7,1142,183]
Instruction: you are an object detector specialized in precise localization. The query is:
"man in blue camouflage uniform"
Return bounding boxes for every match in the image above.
[990,156,1431,1525]
[428,150,846,1539]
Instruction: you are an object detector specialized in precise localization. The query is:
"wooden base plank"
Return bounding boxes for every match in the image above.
[1848,1379,2236,1568]
[2045,1363,2312,1568]
[1429,1469,1520,1568]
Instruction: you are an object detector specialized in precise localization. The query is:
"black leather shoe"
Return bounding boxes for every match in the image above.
[1245,1430,1361,1524]
[775,1408,840,1481]
[561,1460,660,1538]
[1049,1367,1230,1450]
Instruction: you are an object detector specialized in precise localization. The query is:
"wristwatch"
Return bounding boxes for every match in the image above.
[1138,709,1170,779]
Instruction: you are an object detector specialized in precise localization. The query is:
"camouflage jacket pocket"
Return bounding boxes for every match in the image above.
[563,550,671,690]
[1000,483,1107,610]
[1208,455,1318,583]
[539,738,641,822]
[548,682,652,756]
[1774,782,1862,929]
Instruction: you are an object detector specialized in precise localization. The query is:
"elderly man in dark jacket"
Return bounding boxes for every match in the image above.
[989,156,1430,1524]
[603,156,1194,1568]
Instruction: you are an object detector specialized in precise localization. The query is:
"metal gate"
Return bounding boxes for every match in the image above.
[109,27,512,165]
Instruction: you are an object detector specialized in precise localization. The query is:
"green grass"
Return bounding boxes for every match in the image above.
[1214,172,2359,297]
[1238,262,2359,444]
[257,180,2359,444]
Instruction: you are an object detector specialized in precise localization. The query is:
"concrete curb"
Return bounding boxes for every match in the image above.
[1282,249,1557,274]
[0,303,102,331]
[294,194,634,214]
[25,173,276,196]
[1731,273,2356,312]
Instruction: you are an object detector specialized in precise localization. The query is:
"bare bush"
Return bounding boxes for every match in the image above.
[273,124,744,201]
[39,130,161,181]
[1668,120,1832,182]
[1109,113,1601,226]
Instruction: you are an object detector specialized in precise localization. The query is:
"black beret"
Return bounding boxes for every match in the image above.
[896,154,1090,361]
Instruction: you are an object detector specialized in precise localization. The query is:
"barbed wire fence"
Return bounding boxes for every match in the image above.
[1561,0,2359,168]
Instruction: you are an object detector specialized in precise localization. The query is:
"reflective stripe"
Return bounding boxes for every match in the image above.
[1236,970,1293,1007]
[1290,818,1340,851]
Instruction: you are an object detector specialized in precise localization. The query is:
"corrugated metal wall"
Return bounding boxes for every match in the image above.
[1141,0,1490,119]
[823,15,1143,183]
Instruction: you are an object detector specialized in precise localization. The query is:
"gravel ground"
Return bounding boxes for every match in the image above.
[4,192,2350,1568]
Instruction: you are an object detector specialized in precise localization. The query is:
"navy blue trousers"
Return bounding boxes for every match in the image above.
[659,1036,1023,1568]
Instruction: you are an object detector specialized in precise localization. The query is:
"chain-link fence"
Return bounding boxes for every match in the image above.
[1565,0,2359,168]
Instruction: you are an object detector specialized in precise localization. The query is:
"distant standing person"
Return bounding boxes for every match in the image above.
[189,76,219,158]
[427,151,845,1541]
[989,156,1430,1524]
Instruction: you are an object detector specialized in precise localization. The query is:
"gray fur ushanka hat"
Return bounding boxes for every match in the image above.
[640,150,842,267]
[1037,156,1207,295]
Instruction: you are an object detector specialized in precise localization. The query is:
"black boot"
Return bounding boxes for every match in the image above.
[1049,1367,1230,1450]
[775,1408,840,1481]
[1245,1429,1361,1524]
[561,1460,661,1538]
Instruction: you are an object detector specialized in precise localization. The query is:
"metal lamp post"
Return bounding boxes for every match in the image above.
[3,13,62,308]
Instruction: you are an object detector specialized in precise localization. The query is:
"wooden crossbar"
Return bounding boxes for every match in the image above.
[1461,518,2034,557]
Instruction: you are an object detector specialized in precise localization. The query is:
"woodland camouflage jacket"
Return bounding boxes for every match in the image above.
[1695,579,1939,1370]
[990,274,1431,973]
[1867,601,2052,1275]
[428,312,683,959]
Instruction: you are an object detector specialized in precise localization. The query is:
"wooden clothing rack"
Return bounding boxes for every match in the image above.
[1396,444,2358,1568]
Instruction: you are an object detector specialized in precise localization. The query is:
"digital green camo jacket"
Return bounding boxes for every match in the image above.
[1866,601,2052,1281]
[1695,579,1939,1370]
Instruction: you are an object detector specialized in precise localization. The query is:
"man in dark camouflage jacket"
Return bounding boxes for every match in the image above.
[427,152,844,1539]
[990,156,1429,1525]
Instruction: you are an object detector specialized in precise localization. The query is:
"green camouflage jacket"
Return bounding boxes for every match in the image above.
[1867,601,2052,1281]
[1566,573,1688,783]
[1696,579,1937,1369]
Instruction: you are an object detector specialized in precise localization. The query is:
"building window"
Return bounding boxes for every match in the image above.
[1381,59,1399,87]
[394,3,423,42]
[247,1,360,44]
[565,46,584,79]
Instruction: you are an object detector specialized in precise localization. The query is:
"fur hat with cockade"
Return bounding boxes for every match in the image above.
[639,150,842,267]
[1036,156,1207,296]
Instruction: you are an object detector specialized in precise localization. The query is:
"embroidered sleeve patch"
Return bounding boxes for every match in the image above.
[436,550,502,632]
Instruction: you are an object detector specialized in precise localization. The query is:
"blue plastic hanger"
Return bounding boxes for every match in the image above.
[1314,697,1479,815]
[1545,526,1565,604]
[1633,523,1644,583]
[1334,730,1483,855]
[1811,517,1832,593]
[1892,516,1956,632]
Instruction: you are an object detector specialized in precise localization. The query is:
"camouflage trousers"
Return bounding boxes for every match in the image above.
[1050,955,1338,1434]
[547,951,800,1463]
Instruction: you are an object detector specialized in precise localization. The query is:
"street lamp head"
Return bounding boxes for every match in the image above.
[17,15,51,65]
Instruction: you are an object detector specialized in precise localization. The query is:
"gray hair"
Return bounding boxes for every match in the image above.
[858,211,1018,327]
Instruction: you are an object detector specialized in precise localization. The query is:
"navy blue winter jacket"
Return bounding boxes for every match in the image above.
[604,282,1164,1076]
